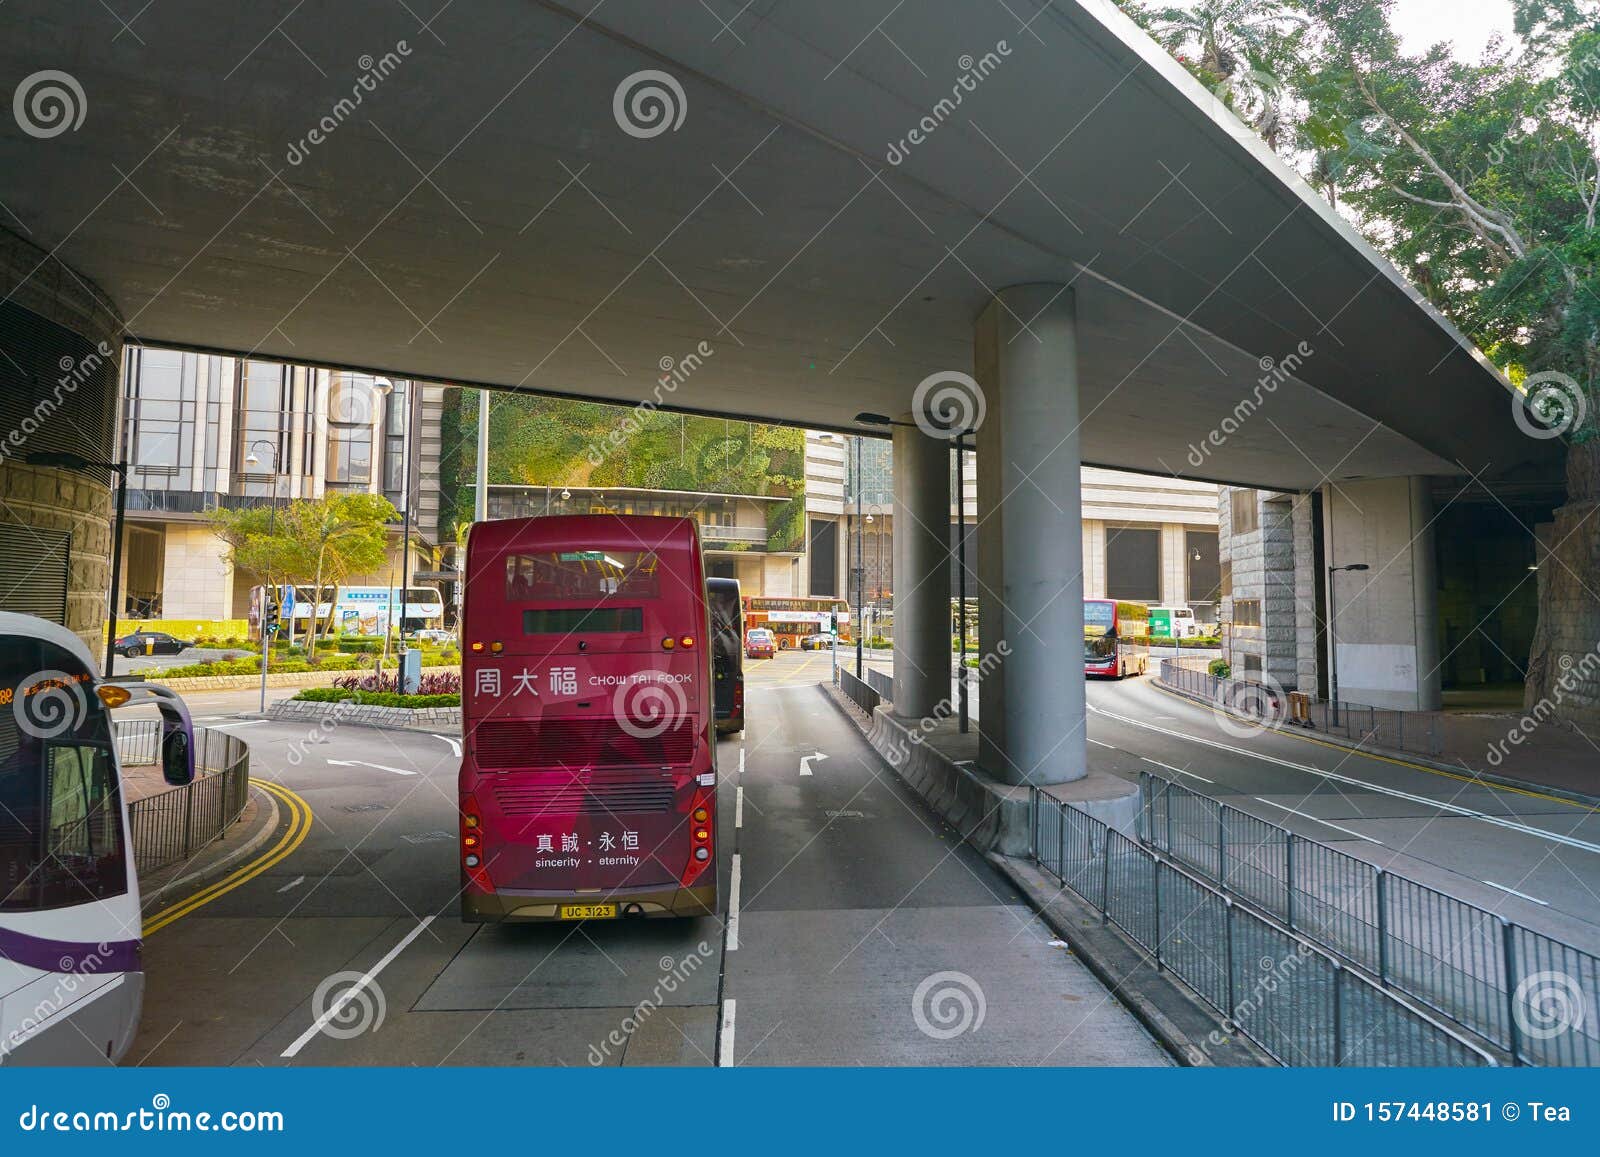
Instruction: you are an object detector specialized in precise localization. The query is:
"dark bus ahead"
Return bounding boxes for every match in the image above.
[707,578,744,735]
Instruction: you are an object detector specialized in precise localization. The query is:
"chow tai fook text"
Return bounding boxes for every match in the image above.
[472,667,695,698]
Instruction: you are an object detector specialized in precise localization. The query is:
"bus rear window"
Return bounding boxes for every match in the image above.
[522,607,644,634]
[505,551,662,601]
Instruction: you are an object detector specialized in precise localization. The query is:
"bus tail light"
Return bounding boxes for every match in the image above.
[681,787,714,888]
[679,635,695,649]
[661,636,675,650]
[461,793,494,893]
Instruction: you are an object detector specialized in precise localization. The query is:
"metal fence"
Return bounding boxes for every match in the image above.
[1032,789,1497,1067]
[117,721,252,874]
[865,666,893,702]
[1159,658,1443,757]
[1141,772,1600,1066]
[835,666,882,716]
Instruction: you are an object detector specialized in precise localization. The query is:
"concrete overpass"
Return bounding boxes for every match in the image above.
[0,1,1562,809]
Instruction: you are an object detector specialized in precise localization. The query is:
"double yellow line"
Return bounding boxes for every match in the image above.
[142,780,313,936]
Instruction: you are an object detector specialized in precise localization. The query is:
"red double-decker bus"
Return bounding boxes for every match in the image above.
[458,515,718,922]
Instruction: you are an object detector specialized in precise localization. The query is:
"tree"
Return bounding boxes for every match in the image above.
[209,493,397,657]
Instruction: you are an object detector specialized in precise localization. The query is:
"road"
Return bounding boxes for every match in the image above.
[129,650,1168,1066]
[863,655,1600,954]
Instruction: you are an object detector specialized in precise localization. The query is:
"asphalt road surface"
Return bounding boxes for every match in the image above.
[130,650,1168,1066]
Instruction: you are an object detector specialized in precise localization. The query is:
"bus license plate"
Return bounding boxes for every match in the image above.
[559,903,617,920]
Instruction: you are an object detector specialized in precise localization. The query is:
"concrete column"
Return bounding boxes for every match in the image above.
[891,419,951,720]
[975,285,1085,785]
[1323,477,1442,710]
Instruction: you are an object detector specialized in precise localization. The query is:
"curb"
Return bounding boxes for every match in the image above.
[138,785,282,911]
[818,677,1269,1068]
[1151,677,1600,808]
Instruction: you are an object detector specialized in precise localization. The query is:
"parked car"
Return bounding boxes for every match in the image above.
[113,630,190,657]
[745,628,776,659]
[799,631,835,651]
[412,628,455,645]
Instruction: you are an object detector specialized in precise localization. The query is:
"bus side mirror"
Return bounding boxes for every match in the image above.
[157,699,196,786]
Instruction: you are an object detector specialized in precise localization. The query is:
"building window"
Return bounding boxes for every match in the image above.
[809,518,838,597]
[1186,529,1221,604]
[325,372,380,488]
[1231,489,1259,535]
[1105,526,1161,601]
[1233,598,1262,627]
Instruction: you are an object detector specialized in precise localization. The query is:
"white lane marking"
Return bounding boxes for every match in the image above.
[738,747,745,776]
[1142,757,1212,783]
[1089,702,1600,856]
[327,758,416,777]
[275,875,305,894]
[1251,797,1383,844]
[735,786,744,829]
[1088,739,1115,749]
[204,719,268,729]
[431,733,462,757]
[798,751,828,776]
[726,853,742,951]
[1483,880,1550,906]
[281,916,436,1058]
[718,999,736,1067]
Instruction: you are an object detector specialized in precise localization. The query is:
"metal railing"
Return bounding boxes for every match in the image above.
[1140,772,1600,1066]
[1159,658,1443,756]
[865,666,894,702]
[836,666,882,716]
[117,721,252,874]
[1032,790,1497,1067]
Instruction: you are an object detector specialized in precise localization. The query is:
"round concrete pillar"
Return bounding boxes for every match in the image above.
[891,418,952,720]
[975,285,1085,785]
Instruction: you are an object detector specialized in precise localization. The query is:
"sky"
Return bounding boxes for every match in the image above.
[1388,0,1516,60]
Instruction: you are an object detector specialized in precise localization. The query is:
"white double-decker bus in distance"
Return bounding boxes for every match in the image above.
[253,584,446,637]
[0,612,196,1065]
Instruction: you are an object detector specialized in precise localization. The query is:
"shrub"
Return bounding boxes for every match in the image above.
[867,635,891,648]
[1208,659,1231,678]
[293,687,461,708]
[331,670,462,695]
[336,637,383,654]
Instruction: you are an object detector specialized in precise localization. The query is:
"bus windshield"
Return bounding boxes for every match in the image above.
[0,638,126,912]
[1083,601,1115,636]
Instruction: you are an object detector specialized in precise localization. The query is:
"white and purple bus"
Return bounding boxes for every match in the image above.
[0,612,195,1065]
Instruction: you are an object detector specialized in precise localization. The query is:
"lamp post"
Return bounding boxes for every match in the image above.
[27,451,128,677]
[1326,562,1369,725]
[244,440,283,712]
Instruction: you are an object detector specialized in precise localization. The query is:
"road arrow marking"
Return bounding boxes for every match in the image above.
[327,758,416,777]
[799,751,828,776]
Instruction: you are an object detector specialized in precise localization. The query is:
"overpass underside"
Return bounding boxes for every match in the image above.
[0,2,1566,790]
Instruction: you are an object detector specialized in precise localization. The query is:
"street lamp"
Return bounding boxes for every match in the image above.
[26,451,128,678]
[1326,562,1370,725]
[244,439,285,711]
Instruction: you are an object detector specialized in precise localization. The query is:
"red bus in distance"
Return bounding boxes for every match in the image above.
[459,514,718,922]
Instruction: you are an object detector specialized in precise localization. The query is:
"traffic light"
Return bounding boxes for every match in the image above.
[829,612,838,633]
